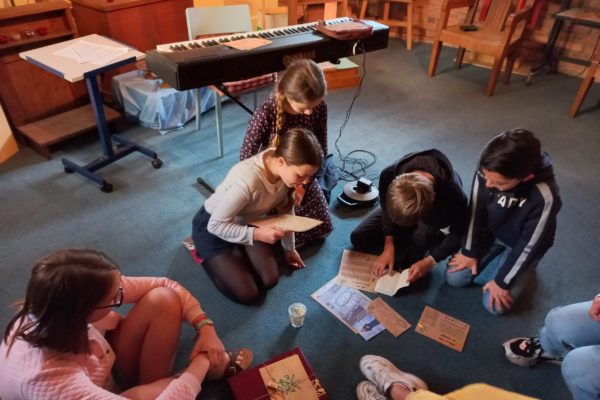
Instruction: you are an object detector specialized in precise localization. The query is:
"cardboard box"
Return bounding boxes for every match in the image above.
[320,58,360,90]
[228,347,327,400]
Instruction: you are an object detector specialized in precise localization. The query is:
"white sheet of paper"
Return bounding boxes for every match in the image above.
[374,269,410,296]
[53,40,128,66]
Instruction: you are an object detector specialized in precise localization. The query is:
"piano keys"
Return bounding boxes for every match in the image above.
[146,18,389,91]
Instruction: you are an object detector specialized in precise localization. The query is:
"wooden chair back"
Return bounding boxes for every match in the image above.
[480,0,514,32]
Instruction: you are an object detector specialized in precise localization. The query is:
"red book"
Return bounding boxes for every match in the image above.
[228,347,328,400]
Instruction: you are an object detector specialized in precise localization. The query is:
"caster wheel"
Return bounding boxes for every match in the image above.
[64,167,74,174]
[152,158,163,169]
[525,74,532,86]
[101,182,114,193]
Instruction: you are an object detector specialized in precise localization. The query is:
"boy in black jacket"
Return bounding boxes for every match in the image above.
[447,129,562,315]
[350,149,468,283]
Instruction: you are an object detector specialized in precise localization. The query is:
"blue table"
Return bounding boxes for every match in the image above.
[20,34,162,192]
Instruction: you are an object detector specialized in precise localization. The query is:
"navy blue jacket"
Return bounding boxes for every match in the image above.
[462,152,562,289]
[379,149,468,262]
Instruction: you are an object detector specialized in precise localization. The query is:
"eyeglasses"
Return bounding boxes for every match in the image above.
[96,286,124,309]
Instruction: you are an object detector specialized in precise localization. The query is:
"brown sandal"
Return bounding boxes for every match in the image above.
[224,348,253,377]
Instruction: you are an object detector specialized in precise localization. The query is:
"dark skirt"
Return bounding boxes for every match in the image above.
[192,206,237,261]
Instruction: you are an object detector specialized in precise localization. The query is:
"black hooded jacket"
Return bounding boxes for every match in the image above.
[379,149,468,262]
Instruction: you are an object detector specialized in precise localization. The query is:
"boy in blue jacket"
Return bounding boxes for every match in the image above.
[447,129,562,315]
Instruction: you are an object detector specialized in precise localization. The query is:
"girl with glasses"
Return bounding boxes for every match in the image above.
[0,248,252,399]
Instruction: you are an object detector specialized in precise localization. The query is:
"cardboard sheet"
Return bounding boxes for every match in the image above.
[415,306,470,352]
[249,214,322,232]
[367,297,411,337]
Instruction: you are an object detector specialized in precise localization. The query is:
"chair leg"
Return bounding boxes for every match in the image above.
[455,47,466,69]
[359,0,368,19]
[214,92,224,158]
[486,56,504,96]
[504,56,516,84]
[406,2,413,50]
[194,88,202,131]
[569,61,598,117]
[428,40,443,77]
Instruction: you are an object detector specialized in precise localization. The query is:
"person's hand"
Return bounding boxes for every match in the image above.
[284,249,306,269]
[483,280,513,313]
[254,226,287,244]
[293,184,306,206]
[373,248,394,277]
[589,296,600,322]
[190,324,225,368]
[407,257,435,283]
[447,252,478,275]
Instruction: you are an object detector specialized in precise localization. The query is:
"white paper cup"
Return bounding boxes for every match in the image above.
[288,302,306,328]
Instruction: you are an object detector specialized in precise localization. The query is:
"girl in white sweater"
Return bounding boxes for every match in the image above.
[192,128,324,304]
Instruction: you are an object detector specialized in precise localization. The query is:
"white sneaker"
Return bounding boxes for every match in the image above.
[356,381,386,400]
[360,355,428,395]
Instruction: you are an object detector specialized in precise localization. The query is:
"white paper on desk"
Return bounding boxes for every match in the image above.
[374,270,410,296]
[54,40,128,66]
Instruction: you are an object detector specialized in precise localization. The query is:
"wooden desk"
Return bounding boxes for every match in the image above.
[286,0,348,25]
[0,1,89,158]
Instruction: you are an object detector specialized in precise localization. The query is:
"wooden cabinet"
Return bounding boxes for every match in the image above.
[0,1,92,158]
[71,0,193,52]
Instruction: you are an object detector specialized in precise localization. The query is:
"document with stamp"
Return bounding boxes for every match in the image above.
[414,306,470,351]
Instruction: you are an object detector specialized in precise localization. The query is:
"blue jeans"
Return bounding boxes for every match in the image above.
[443,242,537,315]
[540,301,600,400]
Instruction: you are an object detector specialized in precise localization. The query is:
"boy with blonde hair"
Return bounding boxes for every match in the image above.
[351,149,468,283]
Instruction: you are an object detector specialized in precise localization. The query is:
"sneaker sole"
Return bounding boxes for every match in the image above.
[502,339,541,368]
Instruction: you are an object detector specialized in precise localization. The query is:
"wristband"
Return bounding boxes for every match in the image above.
[195,318,214,331]
[191,314,207,327]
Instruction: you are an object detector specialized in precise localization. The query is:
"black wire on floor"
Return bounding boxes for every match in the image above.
[333,40,378,185]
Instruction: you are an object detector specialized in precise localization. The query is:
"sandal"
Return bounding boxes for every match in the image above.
[224,348,253,377]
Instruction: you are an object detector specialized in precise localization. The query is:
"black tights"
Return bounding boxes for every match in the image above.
[202,242,279,304]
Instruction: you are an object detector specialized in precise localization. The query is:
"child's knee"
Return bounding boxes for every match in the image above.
[445,268,472,287]
[142,287,182,314]
[482,294,509,315]
[232,287,262,305]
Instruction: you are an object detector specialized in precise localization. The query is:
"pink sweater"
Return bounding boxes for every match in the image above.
[0,276,206,399]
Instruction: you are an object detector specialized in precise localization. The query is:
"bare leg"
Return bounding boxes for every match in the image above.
[107,287,183,387]
[390,384,412,400]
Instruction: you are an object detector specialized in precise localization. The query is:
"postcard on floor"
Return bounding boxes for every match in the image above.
[248,214,322,232]
[367,297,411,337]
[415,306,470,352]
[311,277,385,340]
[336,249,409,295]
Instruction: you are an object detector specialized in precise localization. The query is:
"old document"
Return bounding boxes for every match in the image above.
[415,306,470,352]
[249,214,322,232]
[367,297,411,337]
[337,249,409,295]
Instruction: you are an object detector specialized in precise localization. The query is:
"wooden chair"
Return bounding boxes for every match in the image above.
[359,0,413,49]
[428,0,533,96]
[186,5,276,157]
[569,48,600,117]
[259,0,288,29]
